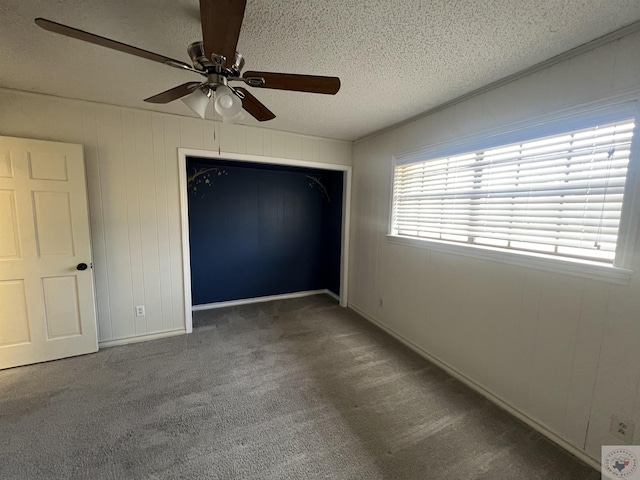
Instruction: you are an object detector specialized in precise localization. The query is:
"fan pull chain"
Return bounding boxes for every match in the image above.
[217,120,221,155]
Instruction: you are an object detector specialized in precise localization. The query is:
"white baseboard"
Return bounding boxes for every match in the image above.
[325,289,340,302]
[192,289,336,311]
[348,303,601,472]
[98,329,185,348]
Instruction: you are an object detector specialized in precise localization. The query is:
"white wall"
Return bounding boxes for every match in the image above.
[0,89,352,344]
[349,31,640,463]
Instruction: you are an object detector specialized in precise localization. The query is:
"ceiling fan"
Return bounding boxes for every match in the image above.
[35,0,340,122]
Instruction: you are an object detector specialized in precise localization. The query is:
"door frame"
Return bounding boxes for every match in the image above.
[177,148,352,333]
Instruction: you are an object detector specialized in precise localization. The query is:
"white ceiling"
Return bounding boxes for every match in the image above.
[1,1,640,141]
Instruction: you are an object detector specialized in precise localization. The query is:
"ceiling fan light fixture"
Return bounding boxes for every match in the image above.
[214,85,242,118]
[182,87,211,119]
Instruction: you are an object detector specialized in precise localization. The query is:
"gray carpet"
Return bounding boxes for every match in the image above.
[0,294,598,479]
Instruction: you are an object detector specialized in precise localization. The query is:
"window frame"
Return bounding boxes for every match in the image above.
[387,101,640,285]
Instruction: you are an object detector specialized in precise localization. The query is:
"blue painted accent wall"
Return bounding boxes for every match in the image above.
[187,158,343,305]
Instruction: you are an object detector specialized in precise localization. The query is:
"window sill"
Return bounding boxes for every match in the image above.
[386,235,633,285]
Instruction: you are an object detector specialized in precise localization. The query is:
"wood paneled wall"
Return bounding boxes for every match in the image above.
[350,31,640,461]
[0,89,352,343]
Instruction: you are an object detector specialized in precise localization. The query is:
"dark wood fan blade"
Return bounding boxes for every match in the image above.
[199,0,246,68]
[144,83,202,104]
[35,18,193,69]
[243,71,340,95]
[235,88,275,121]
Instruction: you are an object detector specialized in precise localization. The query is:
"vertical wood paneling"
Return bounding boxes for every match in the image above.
[395,119,423,153]
[0,91,29,136]
[534,63,570,112]
[51,98,85,145]
[121,110,146,335]
[563,42,617,107]
[507,71,546,120]
[179,117,205,150]
[246,127,263,155]
[363,183,378,313]
[19,95,59,143]
[300,137,316,161]
[162,116,184,331]
[81,106,112,341]
[218,122,237,153]
[585,277,640,457]
[135,112,162,334]
[527,275,584,432]
[480,263,525,398]
[202,120,217,152]
[151,113,173,332]
[506,270,542,409]
[235,124,247,154]
[612,34,640,93]
[316,138,336,164]
[95,108,135,339]
[262,132,272,157]
[350,30,640,461]
[348,153,365,307]
[271,131,286,158]
[285,134,302,159]
[456,94,486,139]
[562,280,609,446]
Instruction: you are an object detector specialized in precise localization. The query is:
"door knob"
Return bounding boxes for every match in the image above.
[77,263,88,271]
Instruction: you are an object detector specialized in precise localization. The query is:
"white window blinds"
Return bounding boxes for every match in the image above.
[392,118,636,263]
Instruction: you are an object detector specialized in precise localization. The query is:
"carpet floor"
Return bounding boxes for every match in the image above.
[0,294,598,479]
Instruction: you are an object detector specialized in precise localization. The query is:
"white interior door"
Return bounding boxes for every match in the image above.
[0,136,98,370]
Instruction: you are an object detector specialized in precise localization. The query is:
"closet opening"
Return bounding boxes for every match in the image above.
[178,149,351,332]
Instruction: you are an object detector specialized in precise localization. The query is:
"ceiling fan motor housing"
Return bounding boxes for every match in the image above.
[187,41,244,76]
[187,41,209,70]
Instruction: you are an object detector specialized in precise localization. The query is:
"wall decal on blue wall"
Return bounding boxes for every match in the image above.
[306,175,330,202]
[187,166,228,197]
[187,157,343,305]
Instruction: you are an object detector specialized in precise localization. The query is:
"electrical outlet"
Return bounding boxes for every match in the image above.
[135,305,145,317]
[611,415,635,443]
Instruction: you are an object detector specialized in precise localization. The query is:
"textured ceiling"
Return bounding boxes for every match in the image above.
[1,1,640,141]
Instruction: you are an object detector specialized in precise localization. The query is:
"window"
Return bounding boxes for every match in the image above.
[392,106,638,266]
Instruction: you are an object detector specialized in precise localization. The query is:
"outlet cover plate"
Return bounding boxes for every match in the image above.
[611,415,635,444]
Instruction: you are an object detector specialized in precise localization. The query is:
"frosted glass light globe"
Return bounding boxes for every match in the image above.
[214,85,242,118]
[181,87,211,119]
[219,95,233,109]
